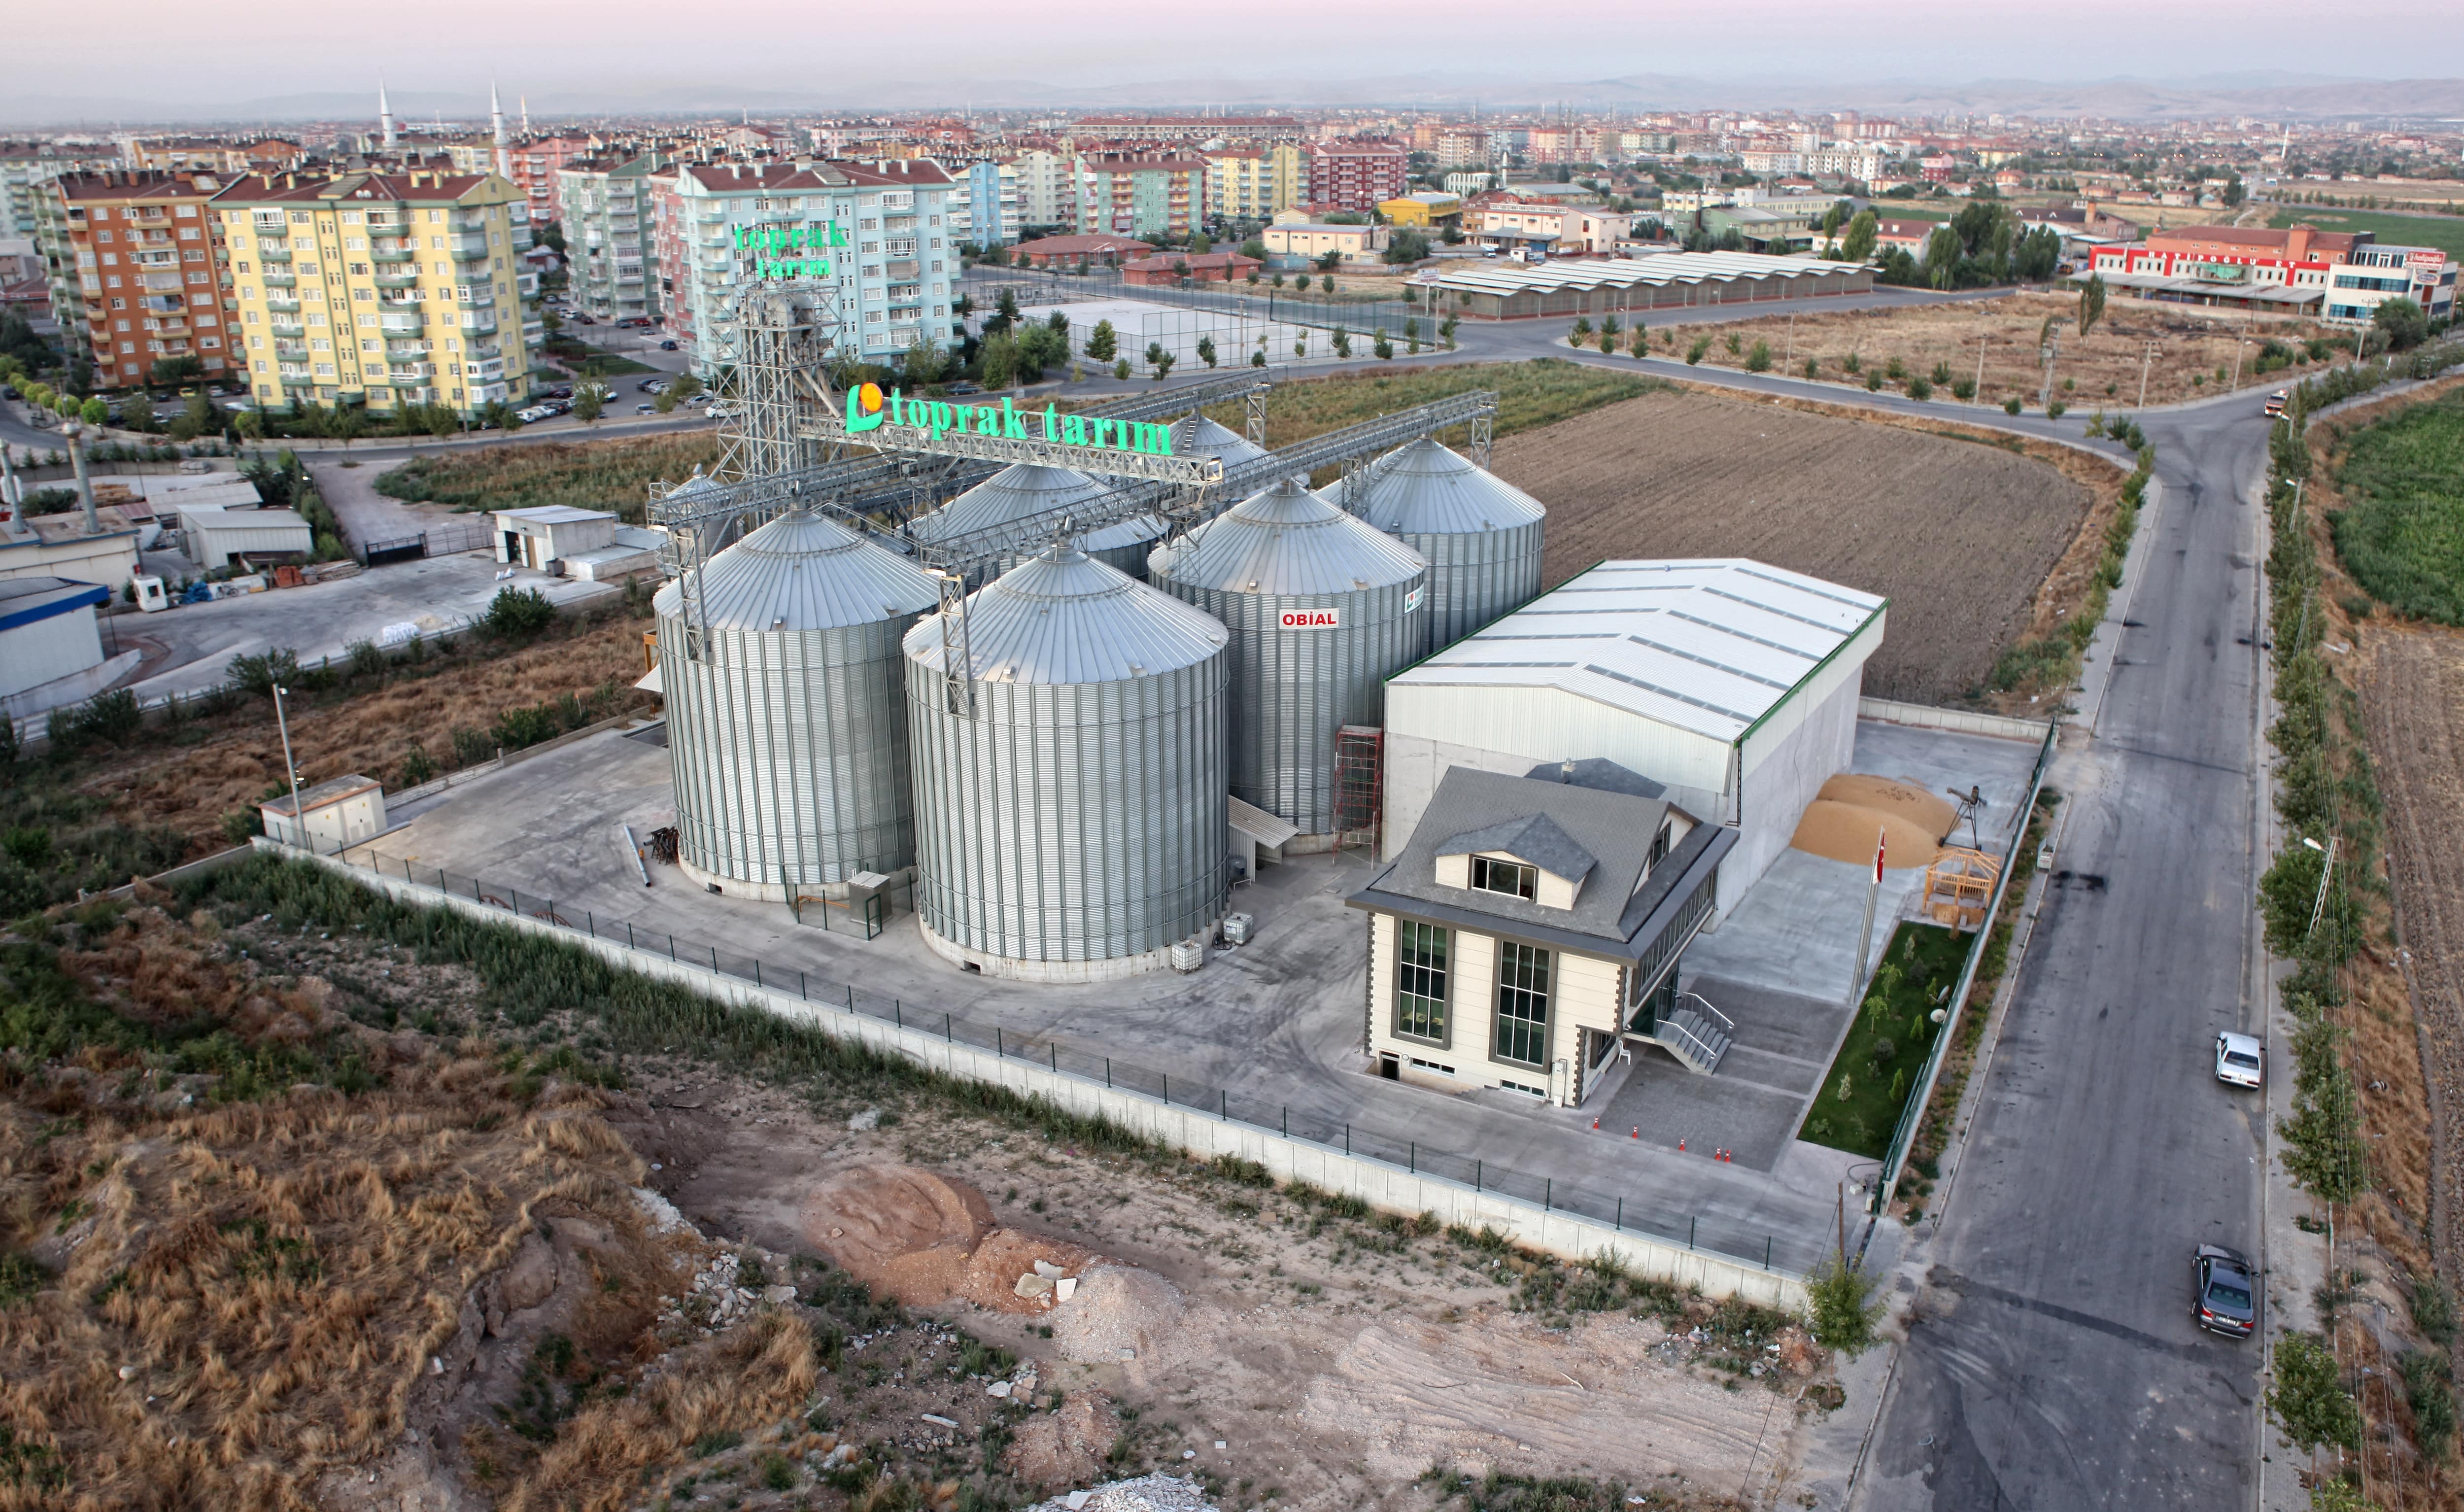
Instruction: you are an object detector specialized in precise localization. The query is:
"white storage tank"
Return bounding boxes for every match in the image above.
[903,542,1231,981]
[1148,478,1427,841]
[654,508,943,900]
[1349,437,1546,649]
[907,463,1166,581]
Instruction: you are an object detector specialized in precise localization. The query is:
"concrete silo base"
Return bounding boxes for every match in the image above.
[918,918,1217,984]
[677,856,916,907]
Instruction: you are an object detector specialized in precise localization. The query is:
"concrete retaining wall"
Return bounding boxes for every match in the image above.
[271,839,1806,1310]
[1856,696,2053,745]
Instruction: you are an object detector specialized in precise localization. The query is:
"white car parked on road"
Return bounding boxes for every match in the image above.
[2214,1031,2263,1089]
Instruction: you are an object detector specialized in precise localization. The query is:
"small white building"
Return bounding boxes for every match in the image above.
[1381,558,1885,913]
[180,505,314,572]
[259,774,388,854]
[492,505,619,573]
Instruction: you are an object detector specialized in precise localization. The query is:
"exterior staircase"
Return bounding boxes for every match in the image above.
[1649,1005,1732,1076]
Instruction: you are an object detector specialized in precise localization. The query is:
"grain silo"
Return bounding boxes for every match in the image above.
[1170,414,1270,473]
[1147,478,1427,842]
[907,463,1165,580]
[903,543,1231,981]
[653,508,943,900]
[1349,437,1546,649]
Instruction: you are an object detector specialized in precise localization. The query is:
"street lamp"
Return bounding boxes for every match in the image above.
[272,684,303,848]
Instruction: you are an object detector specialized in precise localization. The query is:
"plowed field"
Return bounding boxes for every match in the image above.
[1493,388,2098,703]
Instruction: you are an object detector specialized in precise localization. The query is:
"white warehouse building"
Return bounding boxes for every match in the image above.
[1381,558,1886,913]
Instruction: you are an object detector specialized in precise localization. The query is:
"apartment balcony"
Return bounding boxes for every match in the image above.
[256,245,293,263]
[448,238,490,260]
[375,271,419,290]
[386,363,436,382]
[885,259,920,279]
[466,358,507,382]
[277,365,315,384]
[455,288,497,309]
[273,341,310,360]
[263,295,302,313]
[261,319,303,338]
[371,247,417,264]
[379,311,426,334]
[457,315,499,336]
[260,273,297,289]
[384,340,429,358]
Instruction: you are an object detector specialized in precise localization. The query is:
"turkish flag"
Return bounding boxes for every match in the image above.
[1874,826,1887,884]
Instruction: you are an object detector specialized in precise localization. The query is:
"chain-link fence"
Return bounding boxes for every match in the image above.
[332,843,1817,1277]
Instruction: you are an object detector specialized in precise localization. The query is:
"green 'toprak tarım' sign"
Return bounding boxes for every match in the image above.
[735,223,846,279]
[844,384,1178,457]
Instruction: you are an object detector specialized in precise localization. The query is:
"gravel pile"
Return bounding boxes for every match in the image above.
[1024,1473,1217,1512]
[1048,1264,1185,1366]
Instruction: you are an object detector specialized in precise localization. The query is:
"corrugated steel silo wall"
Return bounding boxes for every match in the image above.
[1159,577,1428,833]
[660,609,924,888]
[1404,515,1546,651]
[905,658,1230,962]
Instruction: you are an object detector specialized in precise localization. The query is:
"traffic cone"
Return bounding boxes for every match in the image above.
[1590,1117,1599,1131]
[1677,1137,1686,1152]
[1631,1127,1641,1140]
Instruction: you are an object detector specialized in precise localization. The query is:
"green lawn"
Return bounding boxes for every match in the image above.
[2330,390,2464,624]
[543,338,654,378]
[1801,922,1972,1159]
[2268,206,2464,263]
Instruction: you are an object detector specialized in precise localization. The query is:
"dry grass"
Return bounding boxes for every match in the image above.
[0,904,668,1510]
[76,611,657,859]
[1681,289,2331,411]
[375,433,722,526]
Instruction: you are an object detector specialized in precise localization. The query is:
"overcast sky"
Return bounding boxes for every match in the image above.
[11,0,2464,116]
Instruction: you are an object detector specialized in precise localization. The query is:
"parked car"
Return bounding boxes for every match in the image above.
[636,403,655,414]
[636,377,669,394]
[2192,1244,2258,1338]
[943,380,982,396]
[2214,1031,2263,1089]
[542,384,573,400]
[658,340,679,351]
[573,313,596,325]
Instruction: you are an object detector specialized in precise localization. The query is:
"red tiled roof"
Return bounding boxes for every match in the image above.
[676,158,956,192]
[208,171,498,205]
[1016,234,1155,256]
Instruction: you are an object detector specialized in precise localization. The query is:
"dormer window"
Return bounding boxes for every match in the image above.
[1470,857,1536,900]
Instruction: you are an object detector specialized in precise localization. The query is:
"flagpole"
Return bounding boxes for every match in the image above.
[1849,824,1885,1012]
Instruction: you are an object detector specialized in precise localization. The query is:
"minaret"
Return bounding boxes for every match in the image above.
[520,94,530,133]
[490,78,510,176]
[379,78,397,150]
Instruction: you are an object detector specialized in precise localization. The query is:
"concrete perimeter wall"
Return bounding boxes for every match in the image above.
[271,839,1805,1310]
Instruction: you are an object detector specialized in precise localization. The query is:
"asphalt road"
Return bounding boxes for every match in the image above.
[1848,391,2276,1509]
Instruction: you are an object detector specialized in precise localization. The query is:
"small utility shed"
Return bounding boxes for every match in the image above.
[179,505,314,572]
[1346,759,1734,1105]
[0,577,109,702]
[1381,558,1884,911]
[492,506,618,573]
[258,775,388,854]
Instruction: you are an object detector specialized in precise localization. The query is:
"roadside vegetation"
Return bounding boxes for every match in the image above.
[375,432,720,525]
[1984,444,2154,700]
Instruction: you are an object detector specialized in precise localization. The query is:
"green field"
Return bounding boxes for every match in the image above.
[2329,390,2464,624]
[1801,922,1970,1160]
[376,432,720,524]
[2269,206,2464,263]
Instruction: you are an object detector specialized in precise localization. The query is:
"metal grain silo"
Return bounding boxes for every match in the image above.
[653,508,943,900]
[1146,478,1428,840]
[903,544,1231,981]
[908,463,1164,581]
[1349,438,1546,650]
[1171,414,1270,473]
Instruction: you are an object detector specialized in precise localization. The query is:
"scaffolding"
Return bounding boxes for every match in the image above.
[1332,726,1385,857]
[710,279,841,484]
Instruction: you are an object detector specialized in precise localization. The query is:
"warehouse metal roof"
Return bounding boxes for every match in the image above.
[1428,250,1867,299]
[1390,558,1886,745]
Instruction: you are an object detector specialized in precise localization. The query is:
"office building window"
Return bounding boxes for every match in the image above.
[1494,943,1550,1066]
[1396,921,1449,1041]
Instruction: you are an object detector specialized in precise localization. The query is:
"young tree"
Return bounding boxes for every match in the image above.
[1240,238,1268,262]
[1372,334,1394,360]
[1840,210,1879,263]
[1084,319,1118,363]
[572,383,604,425]
[2077,273,2108,338]
[1383,228,1431,265]
[979,332,1018,390]
[1113,357,1131,381]
[1627,321,1648,358]
[79,396,107,426]
[1332,327,1351,359]
[1314,250,1342,273]
[1189,232,1211,254]
[1146,343,1176,380]
[1196,335,1218,369]
[1292,274,1311,293]
[2372,296,2429,351]
[1569,316,1592,347]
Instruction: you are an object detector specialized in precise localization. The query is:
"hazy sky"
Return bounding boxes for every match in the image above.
[13,0,2464,114]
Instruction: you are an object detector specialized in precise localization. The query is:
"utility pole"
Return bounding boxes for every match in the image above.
[273,684,303,848]
[1848,825,1884,1012]
[2137,338,2156,413]
[1975,332,1988,404]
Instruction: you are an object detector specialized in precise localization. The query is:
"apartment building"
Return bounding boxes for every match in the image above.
[38,171,236,389]
[1303,139,1407,214]
[1435,128,1490,169]
[952,159,1018,247]
[1076,154,1205,241]
[656,157,959,381]
[1205,149,1292,223]
[1009,148,1075,230]
[214,169,532,416]
[1,143,117,239]
[556,154,665,324]
[510,134,595,224]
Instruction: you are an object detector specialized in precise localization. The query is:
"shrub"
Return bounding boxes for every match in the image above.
[2268,1332,2361,1453]
[1745,341,1771,373]
[2047,399,2067,419]
[1684,336,1710,366]
[1806,1256,1882,1355]
[2004,397,2023,416]
[483,586,557,641]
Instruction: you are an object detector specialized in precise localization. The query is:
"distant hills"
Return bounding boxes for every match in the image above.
[5,72,2462,129]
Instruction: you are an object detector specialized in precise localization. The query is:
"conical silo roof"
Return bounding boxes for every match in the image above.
[1155,478,1426,595]
[1354,438,1546,534]
[905,543,1227,684]
[652,508,940,631]
[910,463,1107,545]
[1171,414,1269,470]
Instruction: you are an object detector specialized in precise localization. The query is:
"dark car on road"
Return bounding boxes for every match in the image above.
[2193,1244,2258,1338]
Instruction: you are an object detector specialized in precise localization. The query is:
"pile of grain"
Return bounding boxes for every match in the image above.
[1790,773,1955,868]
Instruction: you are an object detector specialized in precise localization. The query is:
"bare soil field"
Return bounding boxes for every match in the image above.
[1494,386,2102,703]
[1680,289,2330,412]
[0,867,1832,1512]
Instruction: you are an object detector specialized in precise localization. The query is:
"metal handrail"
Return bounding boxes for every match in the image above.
[1677,990,1734,1034]
[1655,1013,1721,1071]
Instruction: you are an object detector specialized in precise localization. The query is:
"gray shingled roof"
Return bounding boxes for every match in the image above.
[1522,757,1666,801]
[1437,811,1596,886]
